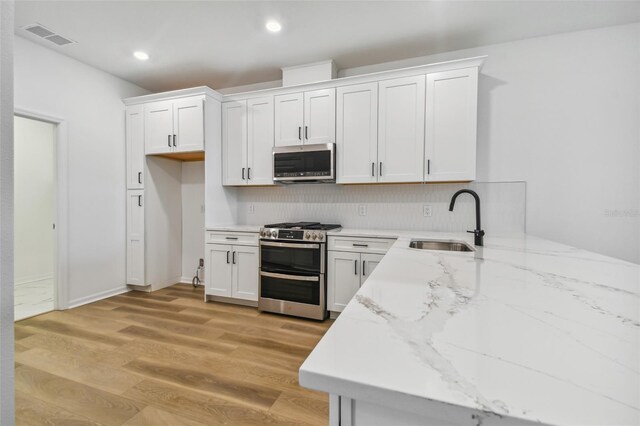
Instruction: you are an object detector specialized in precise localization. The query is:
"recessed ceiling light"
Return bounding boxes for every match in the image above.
[133,51,149,61]
[265,20,282,33]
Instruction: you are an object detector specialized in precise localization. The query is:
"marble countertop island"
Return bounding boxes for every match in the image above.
[300,231,640,425]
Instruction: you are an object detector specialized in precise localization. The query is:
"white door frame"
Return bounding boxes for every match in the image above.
[14,107,69,310]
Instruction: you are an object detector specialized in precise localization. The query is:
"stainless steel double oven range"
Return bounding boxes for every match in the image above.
[258,222,341,320]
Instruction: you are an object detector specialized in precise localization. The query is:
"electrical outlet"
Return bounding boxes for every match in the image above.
[248,204,255,214]
[423,205,433,217]
[358,205,367,216]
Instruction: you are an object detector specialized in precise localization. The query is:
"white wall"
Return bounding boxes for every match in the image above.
[225,23,640,263]
[0,1,15,422]
[14,116,54,285]
[181,161,205,281]
[14,36,149,306]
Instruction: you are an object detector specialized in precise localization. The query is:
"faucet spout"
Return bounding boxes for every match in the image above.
[449,189,485,246]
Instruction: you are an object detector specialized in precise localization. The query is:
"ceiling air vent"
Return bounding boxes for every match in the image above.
[22,24,76,47]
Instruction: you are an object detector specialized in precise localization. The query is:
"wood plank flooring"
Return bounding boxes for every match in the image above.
[14,284,333,425]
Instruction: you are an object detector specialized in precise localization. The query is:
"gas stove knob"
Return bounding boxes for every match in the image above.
[271,230,277,238]
[318,233,324,241]
[305,232,311,240]
[312,232,318,240]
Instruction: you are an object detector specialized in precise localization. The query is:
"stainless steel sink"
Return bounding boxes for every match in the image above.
[409,239,475,252]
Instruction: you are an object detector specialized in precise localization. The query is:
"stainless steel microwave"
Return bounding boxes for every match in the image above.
[272,143,335,183]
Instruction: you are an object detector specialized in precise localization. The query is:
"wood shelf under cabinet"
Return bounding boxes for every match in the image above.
[148,151,205,162]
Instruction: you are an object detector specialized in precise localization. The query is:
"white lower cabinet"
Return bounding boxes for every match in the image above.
[205,242,259,302]
[126,190,145,285]
[328,250,384,312]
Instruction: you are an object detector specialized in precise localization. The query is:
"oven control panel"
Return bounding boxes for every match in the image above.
[259,228,325,241]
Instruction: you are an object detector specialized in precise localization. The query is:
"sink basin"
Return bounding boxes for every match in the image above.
[409,239,475,252]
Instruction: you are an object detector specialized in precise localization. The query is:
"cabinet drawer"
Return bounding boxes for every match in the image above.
[206,231,258,246]
[328,236,396,254]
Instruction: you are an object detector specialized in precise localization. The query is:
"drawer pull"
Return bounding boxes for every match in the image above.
[353,243,369,248]
[225,237,239,240]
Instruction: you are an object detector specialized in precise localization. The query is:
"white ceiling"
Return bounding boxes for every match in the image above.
[15,1,640,93]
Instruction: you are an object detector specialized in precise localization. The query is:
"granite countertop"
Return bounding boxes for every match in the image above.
[300,230,640,425]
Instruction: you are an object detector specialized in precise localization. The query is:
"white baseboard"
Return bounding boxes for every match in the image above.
[15,274,54,287]
[67,286,129,309]
[180,276,192,284]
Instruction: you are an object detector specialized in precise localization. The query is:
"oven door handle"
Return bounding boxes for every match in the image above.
[260,241,320,249]
[260,271,320,282]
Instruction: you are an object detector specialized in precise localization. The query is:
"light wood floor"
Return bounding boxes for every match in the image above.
[14,284,333,425]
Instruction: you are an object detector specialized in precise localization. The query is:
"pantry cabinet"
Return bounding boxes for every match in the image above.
[126,105,145,189]
[222,96,274,186]
[425,68,478,182]
[274,88,335,146]
[377,75,426,183]
[126,190,145,286]
[336,82,378,184]
[144,96,204,155]
[205,234,259,302]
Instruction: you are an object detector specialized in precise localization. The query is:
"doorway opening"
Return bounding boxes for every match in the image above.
[14,115,56,320]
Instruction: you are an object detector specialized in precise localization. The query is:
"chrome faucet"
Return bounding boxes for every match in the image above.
[449,189,485,246]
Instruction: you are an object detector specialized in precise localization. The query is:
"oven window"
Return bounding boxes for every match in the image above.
[261,244,321,274]
[261,274,320,305]
[274,151,332,176]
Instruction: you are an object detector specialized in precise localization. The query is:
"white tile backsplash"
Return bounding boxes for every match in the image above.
[236,181,525,233]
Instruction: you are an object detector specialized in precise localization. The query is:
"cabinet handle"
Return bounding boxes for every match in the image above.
[232,252,236,264]
[137,195,142,207]
[305,126,308,140]
[427,159,431,175]
[138,172,142,184]
[379,162,383,176]
[242,168,245,180]
[354,259,358,275]
[226,251,230,264]
[167,135,171,147]
[353,243,369,248]
[225,237,238,240]
[298,127,301,140]
[362,260,366,276]
[247,168,251,180]
[371,162,375,177]
[173,134,176,147]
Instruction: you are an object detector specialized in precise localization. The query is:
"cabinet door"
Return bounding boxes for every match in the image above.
[361,253,384,285]
[232,245,259,301]
[126,190,145,285]
[247,97,274,185]
[303,88,336,145]
[222,101,247,186]
[126,105,145,189]
[206,244,233,297]
[274,92,304,146]
[144,100,174,154]
[378,75,425,183]
[336,83,378,183]
[327,251,361,312]
[174,96,205,153]
[425,68,478,182]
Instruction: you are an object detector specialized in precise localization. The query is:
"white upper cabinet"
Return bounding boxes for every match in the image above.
[144,100,174,154]
[304,88,336,145]
[126,105,145,189]
[274,89,336,146]
[222,101,247,186]
[173,97,204,153]
[336,82,378,184]
[425,68,478,182]
[144,96,204,155]
[223,97,275,186]
[247,96,275,185]
[274,92,304,146]
[377,75,426,183]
